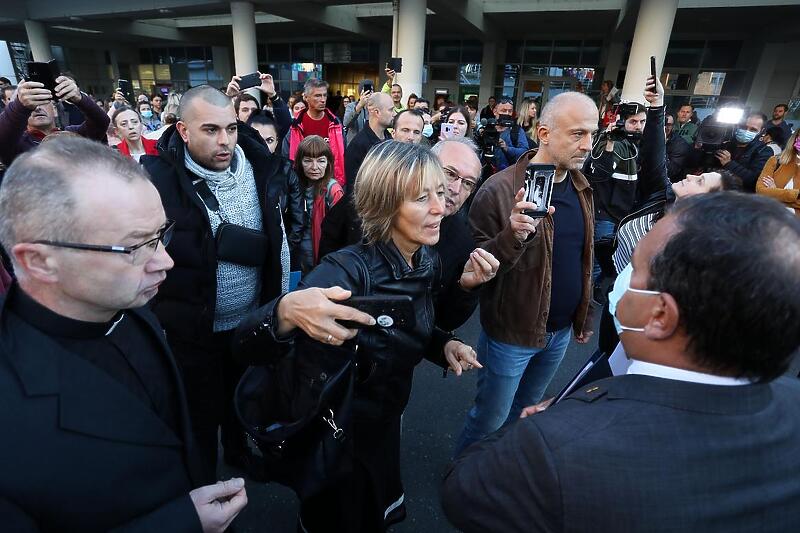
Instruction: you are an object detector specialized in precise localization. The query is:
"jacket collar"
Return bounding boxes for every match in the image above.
[605,374,773,415]
[375,240,434,281]
[291,107,342,128]
[512,149,591,193]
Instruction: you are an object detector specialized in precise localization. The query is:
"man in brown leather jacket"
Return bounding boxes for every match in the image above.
[455,92,598,455]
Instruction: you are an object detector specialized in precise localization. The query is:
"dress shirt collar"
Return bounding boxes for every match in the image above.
[627,359,752,386]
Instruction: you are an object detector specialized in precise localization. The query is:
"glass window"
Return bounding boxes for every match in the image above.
[663,72,692,92]
[168,47,186,63]
[152,48,169,65]
[502,64,519,88]
[154,64,171,81]
[350,43,370,63]
[552,40,581,64]
[186,47,205,63]
[460,64,482,85]
[506,40,523,63]
[257,44,267,64]
[524,41,552,64]
[702,41,741,69]
[581,40,602,65]
[171,63,188,82]
[138,64,155,79]
[664,40,704,68]
[462,40,483,63]
[292,43,315,62]
[429,40,460,62]
[694,71,726,96]
[139,49,152,64]
[268,44,291,62]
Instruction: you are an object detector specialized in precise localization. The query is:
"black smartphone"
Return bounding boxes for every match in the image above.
[522,163,556,218]
[118,79,134,103]
[387,57,403,73]
[26,60,59,96]
[363,83,374,93]
[650,55,657,78]
[238,72,261,91]
[338,295,415,329]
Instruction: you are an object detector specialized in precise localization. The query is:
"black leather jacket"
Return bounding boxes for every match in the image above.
[235,240,453,420]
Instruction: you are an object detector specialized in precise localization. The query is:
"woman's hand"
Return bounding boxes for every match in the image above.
[519,397,554,418]
[444,340,482,376]
[276,286,375,345]
[761,176,776,189]
[459,248,500,290]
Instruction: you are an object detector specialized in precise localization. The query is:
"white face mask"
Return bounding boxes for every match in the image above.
[608,263,661,334]
[422,124,434,138]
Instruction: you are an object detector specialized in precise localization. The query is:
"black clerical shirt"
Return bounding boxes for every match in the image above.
[8,286,181,436]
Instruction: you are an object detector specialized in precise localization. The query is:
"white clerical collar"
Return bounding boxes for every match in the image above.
[627,360,752,386]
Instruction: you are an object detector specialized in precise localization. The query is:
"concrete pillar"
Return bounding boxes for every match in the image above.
[230,1,259,99]
[394,0,427,100]
[479,41,497,103]
[744,43,780,113]
[621,0,678,104]
[24,20,52,62]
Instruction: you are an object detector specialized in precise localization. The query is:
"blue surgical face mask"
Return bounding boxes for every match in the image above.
[735,128,758,144]
[608,263,661,334]
[141,110,153,119]
[422,124,434,138]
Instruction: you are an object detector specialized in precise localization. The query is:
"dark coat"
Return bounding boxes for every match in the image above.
[443,375,800,533]
[665,132,693,183]
[0,298,205,532]
[344,124,390,195]
[267,154,304,268]
[141,123,286,341]
[725,138,774,192]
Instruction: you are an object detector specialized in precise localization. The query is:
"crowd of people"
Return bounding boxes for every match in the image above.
[0,59,799,533]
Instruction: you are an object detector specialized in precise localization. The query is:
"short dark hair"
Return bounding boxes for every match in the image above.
[748,112,768,125]
[775,103,788,112]
[679,103,694,111]
[247,111,276,128]
[111,105,139,126]
[415,98,430,108]
[234,93,259,114]
[764,125,788,146]
[392,108,424,130]
[497,97,514,106]
[649,193,800,382]
[620,102,646,120]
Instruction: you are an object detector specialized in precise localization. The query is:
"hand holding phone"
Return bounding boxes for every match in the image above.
[26,60,59,99]
[522,164,556,218]
[387,57,403,74]
[237,72,261,91]
[338,295,415,330]
[16,81,54,110]
[441,123,455,139]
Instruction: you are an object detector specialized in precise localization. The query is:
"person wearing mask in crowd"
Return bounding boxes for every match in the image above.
[430,137,490,330]
[137,100,162,133]
[344,92,394,193]
[282,78,346,187]
[407,93,418,110]
[113,105,159,162]
[415,98,430,114]
[382,68,405,113]
[227,72,290,140]
[517,97,538,146]
[141,85,291,480]
[0,76,109,166]
[762,125,788,156]
[665,113,694,183]
[343,80,373,143]
[421,110,434,144]
[295,135,344,273]
[443,192,800,533]
[443,106,473,140]
[714,111,773,191]
[583,101,647,296]
[480,96,497,122]
[598,80,619,127]
[392,108,425,144]
[757,129,800,216]
[767,103,793,145]
[234,141,488,532]
[675,103,698,143]
[0,136,249,532]
[246,112,304,265]
[455,91,597,456]
[493,97,530,171]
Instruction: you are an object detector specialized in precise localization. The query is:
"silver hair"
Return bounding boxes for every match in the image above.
[303,78,329,94]
[367,91,391,110]
[538,91,598,130]
[0,136,150,269]
[177,84,232,120]
[431,137,480,156]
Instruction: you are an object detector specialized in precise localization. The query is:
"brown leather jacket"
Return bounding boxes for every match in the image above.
[469,150,594,348]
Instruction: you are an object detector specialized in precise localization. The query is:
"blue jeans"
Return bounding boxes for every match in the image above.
[593,219,615,283]
[454,327,572,456]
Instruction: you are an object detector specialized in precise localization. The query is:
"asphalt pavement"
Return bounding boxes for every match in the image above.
[226,306,599,533]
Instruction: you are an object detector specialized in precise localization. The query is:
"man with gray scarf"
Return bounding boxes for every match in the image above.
[142,84,292,479]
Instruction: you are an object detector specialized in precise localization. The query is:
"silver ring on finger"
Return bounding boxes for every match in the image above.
[326,334,333,344]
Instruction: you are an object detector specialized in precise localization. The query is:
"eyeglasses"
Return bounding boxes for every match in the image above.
[443,167,478,193]
[33,220,175,265]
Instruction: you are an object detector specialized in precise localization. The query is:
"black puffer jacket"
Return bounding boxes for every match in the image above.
[235,240,452,419]
[142,123,286,341]
[267,155,303,267]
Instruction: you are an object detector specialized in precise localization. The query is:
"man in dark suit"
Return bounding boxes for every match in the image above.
[442,192,800,532]
[0,137,247,531]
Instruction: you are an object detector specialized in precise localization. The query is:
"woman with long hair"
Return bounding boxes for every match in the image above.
[295,135,344,272]
[443,105,473,139]
[757,129,800,216]
[517,97,538,145]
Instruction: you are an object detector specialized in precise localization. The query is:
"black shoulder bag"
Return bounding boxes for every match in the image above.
[194,179,269,267]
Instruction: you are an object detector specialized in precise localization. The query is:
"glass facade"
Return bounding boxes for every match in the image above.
[134,46,225,95]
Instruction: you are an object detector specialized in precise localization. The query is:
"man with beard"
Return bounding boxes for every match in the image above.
[455,92,597,456]
[0,77,109,165]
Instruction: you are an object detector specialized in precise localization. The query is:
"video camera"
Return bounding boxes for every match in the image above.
[608,102,644,142]
[694,106,744,169]
[474,114,514,159]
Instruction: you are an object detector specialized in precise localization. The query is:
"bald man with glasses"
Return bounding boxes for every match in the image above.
[0,137,248,532]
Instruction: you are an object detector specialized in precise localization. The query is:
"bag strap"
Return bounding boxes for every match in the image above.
[193,179,221,213]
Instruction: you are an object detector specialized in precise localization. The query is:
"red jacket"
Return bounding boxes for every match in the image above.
[281,108,346,187]
[116,136,159,158]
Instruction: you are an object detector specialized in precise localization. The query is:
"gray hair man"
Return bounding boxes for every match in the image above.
[0,136,247,532]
